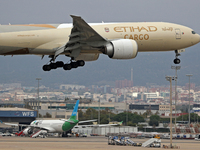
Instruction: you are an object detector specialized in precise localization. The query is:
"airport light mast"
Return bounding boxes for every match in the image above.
[166,76,176,148]
[36,78,41,118]
[186,74,192,125]
[98,95,101,124]
[171,65,181,132]
[36,78,42,101]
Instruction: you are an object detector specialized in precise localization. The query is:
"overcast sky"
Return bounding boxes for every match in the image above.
[0,0,199,33]
[0,0,200,87]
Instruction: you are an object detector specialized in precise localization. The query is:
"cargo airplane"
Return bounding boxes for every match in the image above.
[0,15,199,71]
[0,100,121,138]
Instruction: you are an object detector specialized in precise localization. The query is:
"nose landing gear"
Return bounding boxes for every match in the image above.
[174,50,181,64]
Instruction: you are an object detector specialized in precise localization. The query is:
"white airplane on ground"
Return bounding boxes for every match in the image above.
[0,100,121,138]
[0,15,199,71]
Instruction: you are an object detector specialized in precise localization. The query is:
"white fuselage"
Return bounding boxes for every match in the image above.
[30,120,64,133]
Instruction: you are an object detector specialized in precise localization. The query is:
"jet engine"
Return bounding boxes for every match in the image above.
[23,127,33,135]
[104,39,138,59]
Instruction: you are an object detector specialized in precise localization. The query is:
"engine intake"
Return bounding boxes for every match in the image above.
[104,39,138,59]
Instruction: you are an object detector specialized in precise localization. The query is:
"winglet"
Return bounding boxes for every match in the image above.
[70,100,79,120]
[0,120,3,123]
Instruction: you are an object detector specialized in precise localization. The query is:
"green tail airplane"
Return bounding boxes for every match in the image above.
[1,100,122,138]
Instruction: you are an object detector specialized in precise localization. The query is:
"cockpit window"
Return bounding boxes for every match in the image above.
[192,31,196,34]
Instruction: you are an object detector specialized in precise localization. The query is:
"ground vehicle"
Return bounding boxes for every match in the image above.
[153,134,160,139]
[150,142,161,148]
[0,132,5,136]
[0,132,12,136]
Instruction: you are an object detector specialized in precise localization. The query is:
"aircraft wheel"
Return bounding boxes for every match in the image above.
[56,61,64,67]
[63,64,72,70]
[71,62,78,68]
[50,63,57,69]
[77,60,85,67]
[43,65,51,71]
[174,58,181,64]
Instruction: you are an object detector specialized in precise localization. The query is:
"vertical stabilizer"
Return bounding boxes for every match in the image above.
[70,100,79,120]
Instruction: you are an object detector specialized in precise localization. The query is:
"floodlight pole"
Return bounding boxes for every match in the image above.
[36,78,41,101]
[126,99,128,126]
[186,74,192,125]
[98,96,100,124]
[166,76,175,148]
[171,66,181,133]
[36,78,41,118]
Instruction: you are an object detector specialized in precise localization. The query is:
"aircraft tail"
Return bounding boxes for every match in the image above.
[70,100,79,120]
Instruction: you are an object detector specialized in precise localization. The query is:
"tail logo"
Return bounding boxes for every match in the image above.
[72,112,77,116]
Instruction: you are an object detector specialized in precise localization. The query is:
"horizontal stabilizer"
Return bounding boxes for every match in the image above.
[75,121,122,128]
[60,119,76,124]
[78,119,97,124]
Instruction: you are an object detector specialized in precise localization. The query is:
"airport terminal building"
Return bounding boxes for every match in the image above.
[0,108,37,123]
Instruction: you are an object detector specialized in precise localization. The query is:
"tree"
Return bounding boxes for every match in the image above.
[39,113,42,118]
[24,102,33,110]
[149,115,160,126]
[43,112,51,118]
[113,112,144,125]
[78,109,84,120]
[142,110,152,118]
[177,113,200,123]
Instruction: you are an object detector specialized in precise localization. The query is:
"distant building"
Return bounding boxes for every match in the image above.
[137,93,147,101]
[129,104,159,110]
[185,83,195,90]
[160,92,170,97]
[60,84,85,90]
[0,107,37,124]
[115,79,133,88]
[159,104,175,111]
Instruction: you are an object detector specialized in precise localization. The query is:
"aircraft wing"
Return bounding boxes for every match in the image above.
[54,15,108,59]
[0,120,54,132]
[0,120,29,127]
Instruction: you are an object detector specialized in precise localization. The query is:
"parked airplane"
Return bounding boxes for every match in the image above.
[0,15,199,71]
[0,100,121,138]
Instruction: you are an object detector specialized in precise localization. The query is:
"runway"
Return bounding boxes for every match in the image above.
[0,136,199,150]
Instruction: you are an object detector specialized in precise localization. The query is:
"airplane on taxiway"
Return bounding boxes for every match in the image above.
[0,15,199,71]
[0,100,122,138]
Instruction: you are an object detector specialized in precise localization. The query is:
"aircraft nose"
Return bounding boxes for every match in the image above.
[193,33,200,44]
[199,34,200,42]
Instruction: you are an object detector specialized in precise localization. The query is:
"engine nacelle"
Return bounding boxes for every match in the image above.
[75,53,99,61]
[23,127,33,135]
[104,39,138,59]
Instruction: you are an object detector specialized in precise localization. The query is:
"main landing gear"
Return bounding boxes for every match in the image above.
[42,60,85,71]
[173,50,181,64]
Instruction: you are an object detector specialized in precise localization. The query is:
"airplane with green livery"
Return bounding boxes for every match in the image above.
[1,100,121,138]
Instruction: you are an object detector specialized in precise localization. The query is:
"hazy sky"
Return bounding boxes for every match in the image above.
[0,0,199,32]
[0,0,200,87]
